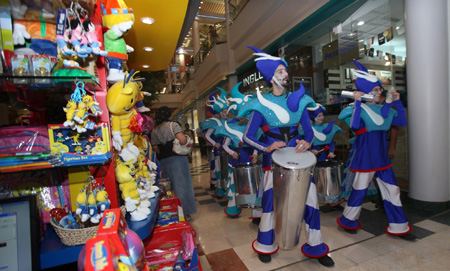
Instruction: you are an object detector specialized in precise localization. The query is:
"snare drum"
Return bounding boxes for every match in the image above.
[232,162,262,208]
[271,147,317,249]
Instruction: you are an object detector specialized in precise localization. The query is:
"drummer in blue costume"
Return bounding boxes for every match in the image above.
[337,60,416,241]
[239,46,334,266]
[200,89,229,198]
[214,82,262,217]
[307,104,344,209]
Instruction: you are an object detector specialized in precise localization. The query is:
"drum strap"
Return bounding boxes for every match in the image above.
[265,128,298,144]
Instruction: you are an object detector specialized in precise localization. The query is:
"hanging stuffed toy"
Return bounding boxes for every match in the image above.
[70,18,91,58]
[82,18,108,56]
[101,0,135,83]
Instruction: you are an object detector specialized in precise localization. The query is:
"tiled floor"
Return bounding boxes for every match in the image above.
[188,148,450,271]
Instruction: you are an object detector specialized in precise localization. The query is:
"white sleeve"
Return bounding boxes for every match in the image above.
[204,128,216,146]
[222,137,236,157]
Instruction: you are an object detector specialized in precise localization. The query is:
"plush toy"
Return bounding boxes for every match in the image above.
[101,0,135,83]
[63,99,77,127]
[56,19,76,57]
[13,20,57,56]
[96,187,111,216]
[87,191,100,223]
[106,70,144,151]
[75,188,89,223]
[82,19,108,56]
[115,160,149,221]
[70,18,91,58]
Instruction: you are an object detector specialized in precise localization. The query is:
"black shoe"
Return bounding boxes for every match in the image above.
[252,218,261,225]
[258,253,271,263]
[209,184,216,191]
[317,255,334,267]
[398,233,417,241]
[344,228,357,234]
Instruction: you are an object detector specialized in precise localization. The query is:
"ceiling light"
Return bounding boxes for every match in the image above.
[141,17,155,25]
[385,61,391,66]
[142,65,150,68]
[143,47,154,51]
[357,21,364,26]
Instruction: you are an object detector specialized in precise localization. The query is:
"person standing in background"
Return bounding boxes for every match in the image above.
[151,106,197,220]
[184,123,195,163]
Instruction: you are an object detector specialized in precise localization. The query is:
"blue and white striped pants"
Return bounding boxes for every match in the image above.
[252,170,329,257]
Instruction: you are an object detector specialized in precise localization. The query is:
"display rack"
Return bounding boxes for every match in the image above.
[39,191,161,269]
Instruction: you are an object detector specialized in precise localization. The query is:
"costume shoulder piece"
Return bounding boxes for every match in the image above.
[200,118,224,131]
[312,121,343,145]
[238,88,315,128]
[216,119,263,149]
[339,103,398,132]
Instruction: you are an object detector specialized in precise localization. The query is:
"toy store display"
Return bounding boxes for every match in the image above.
[78,208,148,271]
[49,175,112,246]
[106,70,160,222]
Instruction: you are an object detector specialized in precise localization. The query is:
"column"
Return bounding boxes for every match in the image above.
[179,52,186,80]
[166,67,172,94]
[405,0,449,202]
[192,18,200,64]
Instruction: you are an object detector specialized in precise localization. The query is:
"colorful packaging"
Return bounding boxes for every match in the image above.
[31,55,51,84]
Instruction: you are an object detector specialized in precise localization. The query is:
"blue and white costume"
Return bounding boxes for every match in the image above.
[214,83,263,216]
[307,104,343,205]
[337,60,411,236]
[200,89,230,197]
[240,47,330,258]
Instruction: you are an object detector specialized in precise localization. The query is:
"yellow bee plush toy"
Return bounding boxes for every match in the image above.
[106,70,144,152]
[115,160,150,221]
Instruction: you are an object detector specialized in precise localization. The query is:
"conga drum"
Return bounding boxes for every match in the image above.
[232,162,262,208]
[218,151,229,190]
[314,160,344,201]
[271,147,317,249]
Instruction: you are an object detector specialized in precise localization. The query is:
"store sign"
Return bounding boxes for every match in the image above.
[241,71,263,87]
[322,40,359,69]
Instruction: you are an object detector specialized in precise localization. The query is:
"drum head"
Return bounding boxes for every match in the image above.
[272,147,317,169]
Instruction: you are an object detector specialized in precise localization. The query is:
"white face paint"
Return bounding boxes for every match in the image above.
[219,109,228,119]
[272,65,289,89]
[369,86,382,104]
[315,112,324,125]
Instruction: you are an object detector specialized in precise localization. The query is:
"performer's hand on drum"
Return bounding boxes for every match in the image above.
[295,139,310,153]
[215,142,221,149]
[327,152,336,159]
[251,154,259,164]
[232,152,239,160]
[311,149,319,155]
[266,141,286,153]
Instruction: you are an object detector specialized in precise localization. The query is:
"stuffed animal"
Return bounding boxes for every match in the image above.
[13,20,57,56]
[96,187,111,216]
[56,19,76,57]
[87,191,100,223]
[115,160,149,221]
[101,0,135,83]
[106,70,143,151]
[63,99,77,127]
[70,18,92,58]
[82,19,108,56]
[75,188,89,223]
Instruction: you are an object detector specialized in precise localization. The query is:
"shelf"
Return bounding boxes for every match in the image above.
[0,74,101,93]
[0,157,111,174]
[126,190,161,240]
[40,191,161,269]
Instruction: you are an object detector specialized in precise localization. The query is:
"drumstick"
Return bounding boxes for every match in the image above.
[316,146,330,154]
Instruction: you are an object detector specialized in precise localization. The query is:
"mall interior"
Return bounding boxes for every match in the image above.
[0,0,449,270]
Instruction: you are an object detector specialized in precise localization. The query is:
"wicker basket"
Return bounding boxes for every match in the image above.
[50,219,98,246]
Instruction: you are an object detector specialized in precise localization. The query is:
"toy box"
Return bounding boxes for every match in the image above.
[81,209,148,271]
[81,235,120,271]
[48,123,111,166]
[31,55,51,84]
[11,54,30,83]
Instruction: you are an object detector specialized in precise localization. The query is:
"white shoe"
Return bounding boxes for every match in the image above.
[107,69,126,84]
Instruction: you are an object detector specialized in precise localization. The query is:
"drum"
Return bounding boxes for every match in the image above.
[218,151,229,190]
[271,147,317,249]
[314,160,344,198]
[232,162,262,208]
